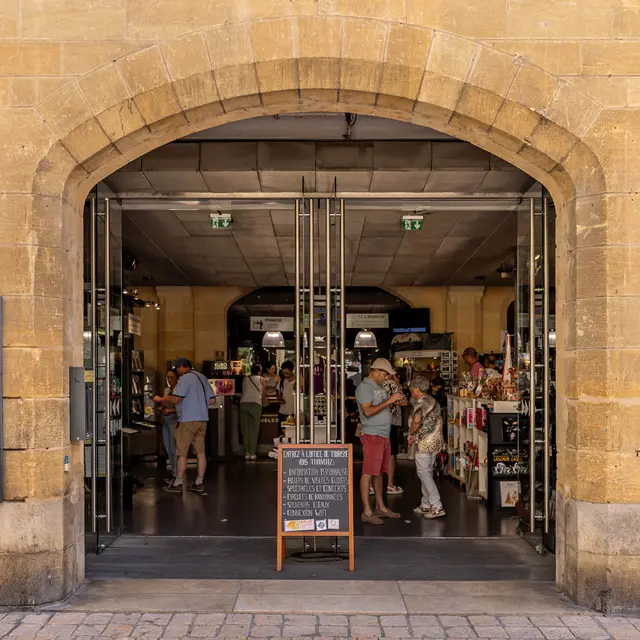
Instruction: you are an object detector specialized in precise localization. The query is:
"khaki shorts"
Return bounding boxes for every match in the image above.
[175,421,207,457]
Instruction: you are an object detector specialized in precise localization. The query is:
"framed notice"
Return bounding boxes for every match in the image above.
[277,444,354,571]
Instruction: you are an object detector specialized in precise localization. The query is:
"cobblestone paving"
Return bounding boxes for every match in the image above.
[0,612,639,639]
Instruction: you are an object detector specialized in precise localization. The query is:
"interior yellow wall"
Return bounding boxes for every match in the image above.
[385,285,514,355]
[133,286,253,376]
[134,285,513,378]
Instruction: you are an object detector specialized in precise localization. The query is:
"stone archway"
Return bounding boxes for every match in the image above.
[2,12,638,613]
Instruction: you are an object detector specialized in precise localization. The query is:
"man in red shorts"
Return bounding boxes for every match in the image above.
[355,358,405,525]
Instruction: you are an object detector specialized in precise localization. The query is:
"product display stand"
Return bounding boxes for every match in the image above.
[447,395,521,506]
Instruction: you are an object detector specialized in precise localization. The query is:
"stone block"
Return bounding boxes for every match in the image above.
[3,398,68,450]
[0,499,66,554]
[3,346,65,398]
[61,41,140,76]
[582,41,640,76]
[0,0,18,37]
[133,86,184,130]
[427,32,477,82]
[545,83,601,139]
[564,77,629,109]
[33,142,85,201]
[322,0,406,21]
[491,100,541,154]
[468,46,517,97]
[0,549,70,606]
[4,449,65,500]
[527,120,579,168]
[2,296,65,348]
[508,65,559,111]
[341,19,387,94]
[21,0,124,39]
[484,41,581,76]
[39,82,97,139]
[126,0,228,40]
[10,78,39,107]
[408,0,506,37]
[97,101,147,147]
[550,140,605,201]
[453,85,505,130]
[78,65,131,116]
[162,32,211,82]
[0,42,60,75]
[379,25,432,102]
[507,0,612,38]
[0,109,56,193]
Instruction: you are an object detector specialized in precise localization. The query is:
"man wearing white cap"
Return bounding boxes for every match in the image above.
[355,358,405,525]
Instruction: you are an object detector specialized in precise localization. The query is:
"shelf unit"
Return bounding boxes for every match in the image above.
[446,396,520,503]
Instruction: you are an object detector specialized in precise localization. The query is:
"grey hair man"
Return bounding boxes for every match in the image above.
[409,376,446,519]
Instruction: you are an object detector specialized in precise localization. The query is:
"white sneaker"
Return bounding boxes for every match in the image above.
[268,450,278,460]
[387,485,404,495]
[424,507,446,519]
[413,505,430,515]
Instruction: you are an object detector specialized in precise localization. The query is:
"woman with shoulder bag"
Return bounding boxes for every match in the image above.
[239,364,267,460]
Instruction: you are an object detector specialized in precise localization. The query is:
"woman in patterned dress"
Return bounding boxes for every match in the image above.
[408,376,446,519]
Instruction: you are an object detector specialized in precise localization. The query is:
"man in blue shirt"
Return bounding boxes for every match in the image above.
[154,357,215,493]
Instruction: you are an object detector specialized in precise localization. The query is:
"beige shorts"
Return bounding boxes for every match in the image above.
[175,421,207,457]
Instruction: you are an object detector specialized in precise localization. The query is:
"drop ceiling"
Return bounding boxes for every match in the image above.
[103,114,538,288]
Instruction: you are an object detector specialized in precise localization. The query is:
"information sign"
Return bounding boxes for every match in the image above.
[277,444,354,571]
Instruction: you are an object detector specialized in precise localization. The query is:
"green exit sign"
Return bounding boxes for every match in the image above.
[402,217,423,231]
[210,214,232,229]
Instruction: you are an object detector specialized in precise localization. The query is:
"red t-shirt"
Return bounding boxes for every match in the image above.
[470,362,485,378]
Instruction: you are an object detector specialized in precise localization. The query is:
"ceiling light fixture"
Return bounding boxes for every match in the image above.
[354,329,377,349]
[262,331,285,349]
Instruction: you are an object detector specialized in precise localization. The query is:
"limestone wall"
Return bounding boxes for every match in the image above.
[0,0,639,612]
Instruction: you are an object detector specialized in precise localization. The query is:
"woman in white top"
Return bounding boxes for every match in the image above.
[239,364,266,460]
[263,362,280,400]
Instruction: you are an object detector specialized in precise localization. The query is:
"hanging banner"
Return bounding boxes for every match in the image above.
[250,317,294,332]
[346,313,389,329]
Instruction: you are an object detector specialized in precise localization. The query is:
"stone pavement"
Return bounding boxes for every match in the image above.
[1,612,640,639]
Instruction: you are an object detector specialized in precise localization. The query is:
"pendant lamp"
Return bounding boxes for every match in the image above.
[354,329,377,349]
[262,330,285,348]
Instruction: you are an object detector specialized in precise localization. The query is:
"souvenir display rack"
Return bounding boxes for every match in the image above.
[447,395,520,506]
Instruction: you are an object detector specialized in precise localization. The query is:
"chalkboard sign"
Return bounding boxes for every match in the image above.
[277,444,354,571]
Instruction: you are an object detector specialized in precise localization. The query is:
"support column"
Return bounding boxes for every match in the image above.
[556,192,640,613]
[0,191,84,605]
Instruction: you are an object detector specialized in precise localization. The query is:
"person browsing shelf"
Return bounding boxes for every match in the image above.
[154,357,215,494]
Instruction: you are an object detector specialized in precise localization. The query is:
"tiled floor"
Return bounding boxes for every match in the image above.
[1,610,639,639]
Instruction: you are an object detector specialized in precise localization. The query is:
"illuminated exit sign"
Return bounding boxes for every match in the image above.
[402,215,423,231]
[210,213,232,229]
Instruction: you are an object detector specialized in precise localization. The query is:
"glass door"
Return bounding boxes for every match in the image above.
[295,196,347,444]
[515,197,556,553]
[84,188,124,554]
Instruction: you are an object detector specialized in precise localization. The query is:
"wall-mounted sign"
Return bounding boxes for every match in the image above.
[250,317,294,332]
[127,313,141,336]
[213,361,229,371]
[346,313,389,329]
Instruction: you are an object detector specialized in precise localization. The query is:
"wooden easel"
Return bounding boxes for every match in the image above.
[277,444,354,572]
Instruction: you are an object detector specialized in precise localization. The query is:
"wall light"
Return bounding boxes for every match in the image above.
[262,331,285,348]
